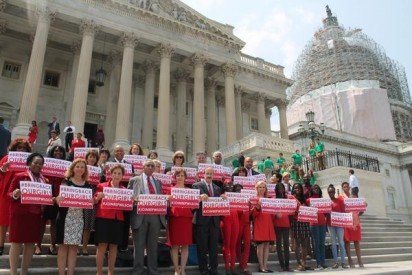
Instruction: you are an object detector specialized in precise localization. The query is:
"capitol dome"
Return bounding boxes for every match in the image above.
[288,6,412,141]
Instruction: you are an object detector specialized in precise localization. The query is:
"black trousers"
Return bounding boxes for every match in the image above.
[65,133,73,152]
[195,223,220,275]
[119,212,130,251]
[275,227,290,268]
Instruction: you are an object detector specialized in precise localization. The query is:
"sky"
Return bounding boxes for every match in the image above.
[180,0,412,131]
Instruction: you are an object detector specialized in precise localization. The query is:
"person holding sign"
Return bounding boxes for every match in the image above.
[168,168,193,275]
[8,153,47,275]
[273,182,291,272]
[0,138,31,255]
[128,159,166,275]
[290,183,311,271]
[192,167,222,275]
[327,184,348,269]
[94,164,128,275]
[341,182,364,268]
[55,159,93,275]
[307,184,328,270]
[36,145,66,256]
[252,181,275,273]
[165,151,185,174]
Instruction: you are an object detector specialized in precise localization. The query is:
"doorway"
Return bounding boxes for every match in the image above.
[84,122,98,147]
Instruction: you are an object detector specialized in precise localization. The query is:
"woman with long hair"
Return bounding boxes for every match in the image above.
[35,145,66,255]
[252,181,275,273]
[168,168,193,275]
[327,184,348,269]
[129,143,143,155]
[0,138,31,255]
[273,182,291,272]
[94,165,127,275]
[342,181,364,268]
[56,159,92,275]
[290,183,311,271]
[307,184,327,270]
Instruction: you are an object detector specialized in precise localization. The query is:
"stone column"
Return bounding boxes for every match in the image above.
[191,53,208,156]
[278,101,289,139]
[235,85,243,139]
[174,68,190,151]
[242,101,251,134]
[104,50,122,148]
[114,33,138,147]
[206,78,218,155]
[141,60,158,149]
[70,20,99,134]
[265,107,272,133]
[156,43,174,152]
[12,8,55,138]
[65,40,81,121]
[221,63,238,145]
[256,93,266,134]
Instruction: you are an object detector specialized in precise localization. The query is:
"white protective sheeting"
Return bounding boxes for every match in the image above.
[287,82,396,141]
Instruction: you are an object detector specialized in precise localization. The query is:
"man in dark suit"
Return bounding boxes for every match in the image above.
[232,156,260,178]
[192,167,222,275]
[128,159,166,275]
[0,117,11,159]
[47,116,60,137]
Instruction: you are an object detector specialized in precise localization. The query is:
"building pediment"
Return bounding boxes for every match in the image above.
[105,0,245,49]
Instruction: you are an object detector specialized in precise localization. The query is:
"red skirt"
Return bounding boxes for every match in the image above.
[168,216,193,246]
[0,196,10,226]
[9,213,42,243]
[344,224,362,242]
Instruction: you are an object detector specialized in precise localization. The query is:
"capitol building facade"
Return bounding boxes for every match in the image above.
[0,0,290,159]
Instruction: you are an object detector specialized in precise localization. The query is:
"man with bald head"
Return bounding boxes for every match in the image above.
[128,159,166,275]
[244,157,259,177]
[192,167,222,275]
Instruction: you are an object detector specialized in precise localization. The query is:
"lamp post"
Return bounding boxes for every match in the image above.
[299,110,325,143]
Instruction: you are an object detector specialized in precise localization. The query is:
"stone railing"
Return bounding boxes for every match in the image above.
[239,52,285,76]
[219,132,294,158]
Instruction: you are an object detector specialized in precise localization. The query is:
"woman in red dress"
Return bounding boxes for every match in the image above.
[8,153,47,275]
[168,168,193,275]
[28,120,38,145]
[252,181,275,273]
[0,138,31,255]
[94,165,127,275]
[221,183,239,274]
[342,181,364,268]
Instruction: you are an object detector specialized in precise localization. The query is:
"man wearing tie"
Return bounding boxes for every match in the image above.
[244,157,259,177]
[192,167,222,275]
[47,116,60,138]
[128,160,166,275]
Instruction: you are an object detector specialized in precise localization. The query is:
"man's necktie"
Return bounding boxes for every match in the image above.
[208,183,213,197]
[147,176,156,194]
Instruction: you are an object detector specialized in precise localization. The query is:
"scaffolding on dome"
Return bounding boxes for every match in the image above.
[288,7,412,141]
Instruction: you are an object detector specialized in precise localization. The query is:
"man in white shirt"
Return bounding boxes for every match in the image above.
[348,169,359,196]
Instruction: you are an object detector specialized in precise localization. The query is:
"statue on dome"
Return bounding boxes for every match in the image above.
[326,5,332,17]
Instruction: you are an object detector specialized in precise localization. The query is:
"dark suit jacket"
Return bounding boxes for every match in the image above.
[128,174,166,229]
[48,122,60,135]
[192,180,221,227]
[0,125,11,159]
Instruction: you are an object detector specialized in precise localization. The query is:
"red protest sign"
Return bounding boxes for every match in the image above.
[153,173,172,195]
[73,147,99,159]
[20,181,53,205]
[171,167,197,185]
[123,155,147,176]
[101,187,133,211]
[267,184,276,198]
[87,165,102,185]
[251,174,267,182]
[170,188,200,208]
[58,185,93,209]
[241,189,258,206]
[331,212,354,228]
[234,176,255,189]
[8,152,30,172]
[263,198,297,214]
[137,194,167,215]
[42,158,71,178]
[197,163,228,181]
[202,197,230,216]
[344,198,367,212]
[225,192,249,211]
[310,198,332,213]
[105,162,133,182]
[297,206,318,223]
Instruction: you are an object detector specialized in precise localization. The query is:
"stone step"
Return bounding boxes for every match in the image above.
[1,253,412,275]
[359,241,412,249]
[361,226,412,232]
[359,220,405,225]
[361,231,412,237]
[360,236,412,242]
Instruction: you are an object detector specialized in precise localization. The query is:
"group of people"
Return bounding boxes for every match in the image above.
[0,133,364,275]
